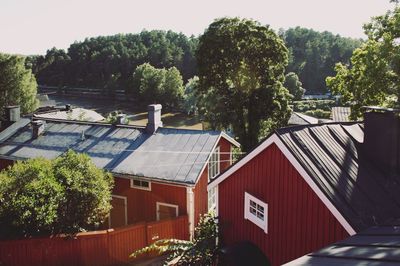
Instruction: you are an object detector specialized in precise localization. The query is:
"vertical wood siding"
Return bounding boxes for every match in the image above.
[218,143,349,266]
[113,177,187,224]
[0,216,189,266]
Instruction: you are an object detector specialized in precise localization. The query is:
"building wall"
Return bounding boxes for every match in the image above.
[218,143,349,266]
[0,159,14,171]
[193,137,233,226]
[113,177,187,224]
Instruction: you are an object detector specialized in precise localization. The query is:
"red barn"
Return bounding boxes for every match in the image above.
[0,105,239,238]
[209,107,400,265]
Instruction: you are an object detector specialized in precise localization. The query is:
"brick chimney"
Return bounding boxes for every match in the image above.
[32,120,46,139]
[146,104,163,134]
[363,107,400,176]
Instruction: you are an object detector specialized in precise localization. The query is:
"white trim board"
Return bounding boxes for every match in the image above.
[208,133,356,236]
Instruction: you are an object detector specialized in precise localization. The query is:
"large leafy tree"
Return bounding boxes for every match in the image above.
[327,3,400,119]
[284,72,305,100]
[0,53,38,117]
[0,150,113,239]
[197,17,291,151]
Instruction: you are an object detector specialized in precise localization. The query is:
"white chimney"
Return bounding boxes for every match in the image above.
[146,104,163,133]
[116,114,128,125]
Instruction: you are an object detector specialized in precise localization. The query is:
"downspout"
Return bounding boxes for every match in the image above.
[186,187,195,240]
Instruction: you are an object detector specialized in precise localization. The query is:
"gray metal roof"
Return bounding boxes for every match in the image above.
[331,107,351,122]
[288,112,319,125]
[0,119,225,185]
[284,226,400,266]
[34,108,105,122]
[276,123,400,232]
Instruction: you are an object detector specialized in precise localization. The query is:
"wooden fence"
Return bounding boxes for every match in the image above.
[0,215,189,266]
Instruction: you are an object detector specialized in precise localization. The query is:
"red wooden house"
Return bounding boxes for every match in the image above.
[0,105,239,238]
[209,107,400,265]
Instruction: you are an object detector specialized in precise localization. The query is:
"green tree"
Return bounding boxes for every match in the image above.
[196,17,291,151]
[183,76,200,115]
[0,159,63,238]
[163,66,185,108]
[284,72,305,100]
[0,53,39,117]
[0,151,113,239]
[326,3,400,119]
[53,150,113,234]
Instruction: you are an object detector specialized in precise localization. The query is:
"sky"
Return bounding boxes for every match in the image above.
[0,0,395,55]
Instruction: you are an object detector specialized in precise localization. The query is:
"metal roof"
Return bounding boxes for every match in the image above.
[0,119,226,185]
[276,123,400,232]
[288,112,319,125]
[331,107,351,122]
[284,225,400,265]
[34,108,105,122]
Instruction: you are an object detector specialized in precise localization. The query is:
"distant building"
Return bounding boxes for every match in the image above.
[34,105,105,122]
[331,106,351,122]
[288,112,319,125]
[0,104,239,238]
[208,107,400,265]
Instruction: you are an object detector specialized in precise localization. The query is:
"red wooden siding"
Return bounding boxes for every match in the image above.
[193,137,233,226]
[113,177,187,224]
[218,143,349,266]
[0,216,189,266]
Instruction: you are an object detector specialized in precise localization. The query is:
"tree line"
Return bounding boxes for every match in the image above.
[26,28,361,98]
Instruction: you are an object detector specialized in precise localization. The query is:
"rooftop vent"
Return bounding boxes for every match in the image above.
[32,120,46,139]
[146,104,163,134]
[116,114,128,125]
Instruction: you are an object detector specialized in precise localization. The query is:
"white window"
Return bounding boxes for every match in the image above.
[208,146,220,180]
[208,186,218,213]
[130,178,151,191]
[244,192,268,233]
[156,202,179,221]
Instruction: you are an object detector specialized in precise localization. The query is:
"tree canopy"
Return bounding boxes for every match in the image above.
[197,17,291,151]
[284,72,305,100]
[326,4,400,119]
[0,53,38,117]
[0,150,113,239]
[283,27,362,94]
[128,63,184,108]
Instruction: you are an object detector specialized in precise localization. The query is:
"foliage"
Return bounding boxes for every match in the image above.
[0,53,39,117]
[196,17,292,152]
[106,110,123,124]
[0,159,62,238]
[284,72,305,100]
[28,31,198,90]
[0,150,113,239]
[292,100,336,112]
[327,3,400,119]
[52,150,114,233]
[183,76,200,115]
[282,27,362,94]
[304,109,331,119]
[130,213,218,265]
[128,63,184,108]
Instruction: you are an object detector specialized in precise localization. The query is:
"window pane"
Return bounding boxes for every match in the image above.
[257,205,264,213]
[257,212,264,220]
[250,207,256,215]
[133,180,141,186]
[250,200,256,208]
[141,181,149,188]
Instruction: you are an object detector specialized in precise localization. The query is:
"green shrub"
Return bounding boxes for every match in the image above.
[0,150,113,239]
[304,109,331,119]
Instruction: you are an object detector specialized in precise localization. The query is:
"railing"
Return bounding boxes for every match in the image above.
[0,215,189,266]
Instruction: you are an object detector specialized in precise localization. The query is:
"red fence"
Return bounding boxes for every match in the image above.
[0,216,189,266]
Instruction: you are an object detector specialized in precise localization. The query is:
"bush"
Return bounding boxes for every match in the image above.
[0,150,114,239]
[304,109,331,119]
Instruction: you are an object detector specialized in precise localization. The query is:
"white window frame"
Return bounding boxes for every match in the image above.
[108,195,128,228]
[208,186,218,215]
[208,146,220,180]
[244,192,268,233]
[156,202,179,221]
[130,178,151,191]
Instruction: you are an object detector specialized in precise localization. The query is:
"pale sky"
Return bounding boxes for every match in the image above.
[0,0,395,55]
